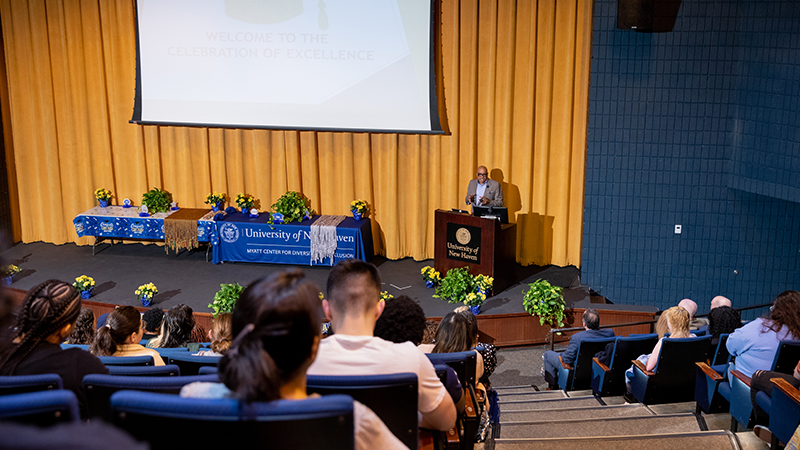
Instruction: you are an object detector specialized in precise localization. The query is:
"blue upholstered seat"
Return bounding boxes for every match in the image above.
[0,373,63,396]
[0,390,80,426]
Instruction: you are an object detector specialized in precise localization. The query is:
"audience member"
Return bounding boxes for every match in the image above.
[195,313,232,356]
[726,290,800,378]
[454,306,497,387]
[307,259,456,431]
[711,295,732,309]
[142,306,163,340]
[433,312,484,383]
[66,308,95,345]
[418,320,438,353]
[0,280,108,418]
[624,306,693,402]
[678,298,706,330]
[147,303,200,351]
[373,295,426,345]
[750,359,800,430]
[707,306,741,346]
[90,305,164,366]
[543,308,614,390]
[180,270,407,449]
[696,295,735,335]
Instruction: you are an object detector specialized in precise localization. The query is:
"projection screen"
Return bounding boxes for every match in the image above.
[131,0,442,134]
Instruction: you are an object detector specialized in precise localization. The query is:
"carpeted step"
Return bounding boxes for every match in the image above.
[499,396,601,411]
[493,386,552,395]
[498,404,655,422]
[491,430,741,450]
[496,413,706,439]
[496,391,568,401]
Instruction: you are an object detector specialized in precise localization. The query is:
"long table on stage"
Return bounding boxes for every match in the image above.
[73,206,215,255]
[212,214,374,265]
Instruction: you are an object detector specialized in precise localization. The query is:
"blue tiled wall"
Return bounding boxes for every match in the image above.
[582,0,800,317]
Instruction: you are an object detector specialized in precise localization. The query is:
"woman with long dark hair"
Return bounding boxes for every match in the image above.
[180,270,407,449]
[0,280,108,417]
[432,311,484,382]
[90,306,164,365]
[147,303,199,351]
[727,290,800,378]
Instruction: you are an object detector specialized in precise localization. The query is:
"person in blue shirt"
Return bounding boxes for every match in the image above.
[542,308,615,389]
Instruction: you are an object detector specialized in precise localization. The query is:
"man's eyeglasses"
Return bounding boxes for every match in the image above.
[476,172,488,177]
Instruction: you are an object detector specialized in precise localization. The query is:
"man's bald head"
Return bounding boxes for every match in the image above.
[678,299,697,319]
[711,296,731,309]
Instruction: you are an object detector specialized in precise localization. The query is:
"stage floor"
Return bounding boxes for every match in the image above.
[1,241,583,318]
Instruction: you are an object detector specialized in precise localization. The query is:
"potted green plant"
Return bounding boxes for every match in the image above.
[271,191,311,224]
[208,282,244,317]
[141,187,172,213]
[522,278,566,328]
[434,267,478,303]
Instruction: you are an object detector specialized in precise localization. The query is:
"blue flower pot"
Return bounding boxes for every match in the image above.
[99,199,109,208]
[272,213,284,224]
[469,305,481,315]
[3,276,12,286]
[425,280,434,288]
[140,295,152,307]
[352,211,362,221]
[80,288,93,299]
[212,202,222,212]
[241,207,248,213]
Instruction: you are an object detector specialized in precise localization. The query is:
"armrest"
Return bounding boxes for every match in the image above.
[445,428,459,449]
[418,429,435,450]
[558,355,573,370]
[771,377,800,405]
[696,362,724,381]
[632,359,654,377]
[593,357,610,373]
[730,369,751,387]
[464,386,477,418]
[474,386,486,405]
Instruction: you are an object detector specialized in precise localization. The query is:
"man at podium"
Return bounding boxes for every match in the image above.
[465,166,503,207]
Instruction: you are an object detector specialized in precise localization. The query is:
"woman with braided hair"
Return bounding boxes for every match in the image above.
[0,279,108,418]
[90,306,164,365]
[180,270,407,450]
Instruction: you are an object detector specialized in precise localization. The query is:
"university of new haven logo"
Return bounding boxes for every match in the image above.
[456,228,471,245]
[220,223,240,244]
[446,223,481,264]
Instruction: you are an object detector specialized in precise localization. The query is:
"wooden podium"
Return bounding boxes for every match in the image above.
[434,210,517,294]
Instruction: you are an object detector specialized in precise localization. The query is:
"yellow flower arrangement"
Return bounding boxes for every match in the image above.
[474,274,494,292]
[205,192,226,205]
[380,291,393,301]
[464,291,487,307]
[95,188,112,201]
[235,193,255,209]
[73,275,95,292]
[350,199,368,214]
[1,265,20,277]
[421,266,441,284]
[135,282,158,299]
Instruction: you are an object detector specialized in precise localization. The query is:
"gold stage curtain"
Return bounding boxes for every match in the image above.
[0,0,591,267]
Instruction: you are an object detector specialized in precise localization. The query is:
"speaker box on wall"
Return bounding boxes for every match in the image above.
[617,0,682,32]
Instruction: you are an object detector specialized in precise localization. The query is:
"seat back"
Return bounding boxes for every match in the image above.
[0,390,80,426]
[426,351,477,391]
[710,334,731,366]
[307,373,418,449]
[153,347,191,365]
[111,391,355,450]
[167,353,221,376]
[0,374,63,396]
[769,380,800,445]
[772,340,800,374]
[107,364,181,377]
[561,337,616,391]
[634,335,711,404]
[98,355,154,366]
[592,334,658,396]
[60,343,90,351]
[83,373,218,420]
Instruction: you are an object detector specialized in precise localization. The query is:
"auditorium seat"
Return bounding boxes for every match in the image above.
[630,335,711,404]
[167,353,221,375]
[110,391,355,450]
[83,373,218,420]
[426,351,479,450]
[767,377,800,448]
[98,355,154,366]
[556,336,616,391]
[107,364,181,377]
[307,372,418,449]
[591,333,658,397]
[0,390,80,426]
[709,333,732,366]
[0,373,62,396]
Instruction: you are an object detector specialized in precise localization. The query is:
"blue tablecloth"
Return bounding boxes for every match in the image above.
[211,213,374,265]
[73,206,214,242]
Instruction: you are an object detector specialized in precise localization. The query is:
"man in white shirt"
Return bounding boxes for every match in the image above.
[307,259,457,431]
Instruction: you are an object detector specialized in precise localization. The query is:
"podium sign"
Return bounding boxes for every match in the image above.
[434,210,517,295]
[446,222,481,264]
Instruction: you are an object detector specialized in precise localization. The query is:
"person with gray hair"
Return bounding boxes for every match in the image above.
[542,308,614,390]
